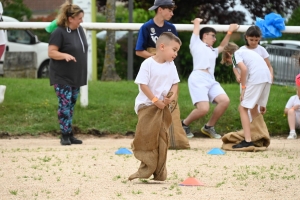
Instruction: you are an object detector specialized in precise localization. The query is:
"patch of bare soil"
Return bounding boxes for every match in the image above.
[0,137,299,200]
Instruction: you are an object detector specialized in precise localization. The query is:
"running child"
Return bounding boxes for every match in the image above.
[181,18,239,139]
[129,32,181,181]
[221,42,272,148]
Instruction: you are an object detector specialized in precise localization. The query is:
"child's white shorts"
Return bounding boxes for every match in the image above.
[188,70,226,105]
[241,82,271,109]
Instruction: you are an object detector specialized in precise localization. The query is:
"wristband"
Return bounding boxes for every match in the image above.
[227,31,232,35]
[241,85,246,89]
[151,97,158,103]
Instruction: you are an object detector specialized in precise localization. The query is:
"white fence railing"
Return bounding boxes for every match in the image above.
[1,22,300,33]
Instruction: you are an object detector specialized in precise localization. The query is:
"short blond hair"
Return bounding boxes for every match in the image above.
[221,42,239,66]
[156,32,182,48]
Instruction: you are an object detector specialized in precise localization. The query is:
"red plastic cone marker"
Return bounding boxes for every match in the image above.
[179,177,205,186]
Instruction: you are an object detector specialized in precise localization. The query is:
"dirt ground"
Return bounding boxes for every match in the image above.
[0,135,299,200]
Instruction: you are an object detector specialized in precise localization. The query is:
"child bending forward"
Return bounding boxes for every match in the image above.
[129,32,181,181]
[221,42,272,149]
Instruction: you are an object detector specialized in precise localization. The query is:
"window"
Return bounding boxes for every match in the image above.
[7,30,31,44]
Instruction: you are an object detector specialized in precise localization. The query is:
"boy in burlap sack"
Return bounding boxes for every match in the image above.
[221,42,272,149]
[129,32,181,181]
[135,0,191,147]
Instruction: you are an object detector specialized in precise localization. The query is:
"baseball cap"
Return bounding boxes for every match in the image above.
[296,74,300,86]
[148,0,175,11]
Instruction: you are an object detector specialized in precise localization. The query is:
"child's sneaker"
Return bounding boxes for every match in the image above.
[287,132,297,139]
[181,120,194,138]
[201,126,221,139]
[232,140,254,148]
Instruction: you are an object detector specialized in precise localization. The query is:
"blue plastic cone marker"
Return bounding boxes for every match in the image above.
[115,148,133,155]
[179,177,205,186]
[207,148,225,155]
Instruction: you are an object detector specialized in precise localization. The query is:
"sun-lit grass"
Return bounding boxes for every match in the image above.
[0,78,294,136]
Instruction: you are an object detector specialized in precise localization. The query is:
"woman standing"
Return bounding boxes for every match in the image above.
[48,0,88,145]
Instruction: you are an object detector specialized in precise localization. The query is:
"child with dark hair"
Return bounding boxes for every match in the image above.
[232,25,273,122]
[233,26,273,83]
[181,18,239,139]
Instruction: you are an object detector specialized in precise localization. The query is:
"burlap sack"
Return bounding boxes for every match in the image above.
[129,105,172,181]
[168,93,190,149]
[145,47,190,150]
[221,114,270,152]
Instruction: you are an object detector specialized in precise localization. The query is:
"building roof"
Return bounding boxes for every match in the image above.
[23,0,66,15]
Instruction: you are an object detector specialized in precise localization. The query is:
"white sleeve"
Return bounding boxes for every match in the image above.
[189,34,205,53]
[134,60,150,85]
[285,96,295,109]
[233,51,243,67]
[259,45,269,59]
[171,62,180,84]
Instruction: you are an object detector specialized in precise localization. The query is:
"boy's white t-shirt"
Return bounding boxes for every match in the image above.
[233,49,272,85]
[240,45,269,59]
[285,95,300,120]
[134,57,180,114]
[189,34,218,76]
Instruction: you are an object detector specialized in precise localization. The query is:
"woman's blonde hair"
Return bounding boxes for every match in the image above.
[221,42,239,66]
[56,0,84,27]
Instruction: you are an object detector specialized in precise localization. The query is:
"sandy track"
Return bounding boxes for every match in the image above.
[0,137,299,200]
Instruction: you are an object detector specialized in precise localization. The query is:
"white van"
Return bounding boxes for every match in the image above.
[0,16,50,78]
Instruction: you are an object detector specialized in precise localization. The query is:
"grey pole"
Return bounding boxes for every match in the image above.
[127,0,133,80]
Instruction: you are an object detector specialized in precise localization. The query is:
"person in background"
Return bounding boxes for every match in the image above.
[0,2,6,104]
[48,0,88,145]
[284,74,300,139]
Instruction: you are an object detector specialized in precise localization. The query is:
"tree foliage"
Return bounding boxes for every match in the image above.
[2,0,32,21]
[240,0,299,20]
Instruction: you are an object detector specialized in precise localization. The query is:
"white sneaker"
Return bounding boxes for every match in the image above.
[287,132,297,139]
[0,85,6,104]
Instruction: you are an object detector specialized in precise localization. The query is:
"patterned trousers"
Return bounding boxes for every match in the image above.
[54,84,79,135]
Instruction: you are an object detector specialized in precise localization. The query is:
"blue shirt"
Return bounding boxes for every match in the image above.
[135,19,178,51]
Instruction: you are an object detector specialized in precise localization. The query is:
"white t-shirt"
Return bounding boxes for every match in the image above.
[134,57,180,114]
[285,95,300,120]
[233,49,272,85]
[240,45,269,59]
[189,34,218,76]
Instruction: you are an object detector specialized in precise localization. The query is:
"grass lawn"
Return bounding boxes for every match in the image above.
[0,78,295,136]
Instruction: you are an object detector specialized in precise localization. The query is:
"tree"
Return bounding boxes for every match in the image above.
[2,0,32,21]
[101,0,121,81]
[240,0,300,20]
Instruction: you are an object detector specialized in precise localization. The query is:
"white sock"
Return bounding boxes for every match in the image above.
[290,130,296,134]
[0,85,6,104]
